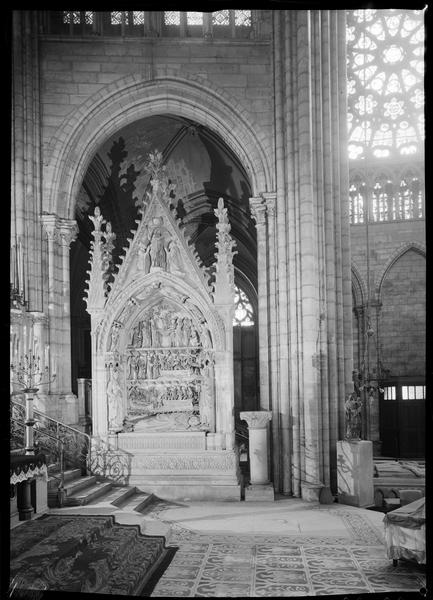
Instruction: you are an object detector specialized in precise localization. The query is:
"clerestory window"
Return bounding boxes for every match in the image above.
[163,10,252,37]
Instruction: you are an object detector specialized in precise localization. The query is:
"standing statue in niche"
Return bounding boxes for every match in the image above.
[149,227,167,269]
[137,241,151,274]
[108,322,121,351]
[107,363,123,433]
[128,354,137,379]
[131,321,143,347]
[166,240,183,273]
[141,318,152,348]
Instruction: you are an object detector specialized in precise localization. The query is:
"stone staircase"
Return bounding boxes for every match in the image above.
[47,467,170,538]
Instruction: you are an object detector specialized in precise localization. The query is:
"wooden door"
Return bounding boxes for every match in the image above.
[379,383,425,458]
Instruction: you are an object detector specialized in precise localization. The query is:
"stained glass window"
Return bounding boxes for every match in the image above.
[234,10,251,27]
[110,11,122,25]
[132,12,145,26]
[213,10,230,26]
[233,285,254,327]
[63,11,93,25]
[164,11,180,25]
[347,9,424,161]
[186,12,203,25]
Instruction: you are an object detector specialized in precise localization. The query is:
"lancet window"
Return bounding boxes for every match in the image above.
[347,9,425,223]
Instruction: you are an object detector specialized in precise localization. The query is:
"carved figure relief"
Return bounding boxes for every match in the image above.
[122,301,215,431]
[106,363,123,433]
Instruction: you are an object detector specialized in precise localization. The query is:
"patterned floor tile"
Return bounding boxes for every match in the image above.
[255,568,308,585]
[209,543,254,555]
[195,582,251,597]
[306,556,358,570]
[150,509,425,597]
[206,554,253,567]
[256,545,301,556]
[255,555,304,569]
[151,579,196,597]
[309,569,368,591]
[163,565,202,579]
[253,583,311,597]
[200,566,251,581]
[303,545,350,557]
[351,545,387,558]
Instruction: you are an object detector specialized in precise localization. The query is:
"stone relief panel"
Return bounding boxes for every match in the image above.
[121,300,215,433]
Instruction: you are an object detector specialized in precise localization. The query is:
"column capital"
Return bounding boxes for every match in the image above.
[240,410,272,429]
[58,219,79,248]
[261,192,276,217]
[40,213,60,243]
[249,197,267,226]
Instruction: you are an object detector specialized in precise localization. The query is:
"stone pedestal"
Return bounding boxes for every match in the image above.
[240,410,274,501]
[337,440,374,507]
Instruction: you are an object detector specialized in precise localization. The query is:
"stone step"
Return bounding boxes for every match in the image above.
[47,468,83,490]
[95,485,137,507]
[63,474,98,495]
[116,491,157,513]
[64,481,114,506]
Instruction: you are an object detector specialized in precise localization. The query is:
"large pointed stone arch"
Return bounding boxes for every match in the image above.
[43,68,273,219]
[375,241,426,298]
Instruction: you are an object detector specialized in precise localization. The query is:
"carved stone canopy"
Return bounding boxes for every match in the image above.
[240,410,272,429]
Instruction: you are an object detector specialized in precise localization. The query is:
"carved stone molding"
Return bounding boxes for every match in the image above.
[132,452,237,471]
[240,410,272,429]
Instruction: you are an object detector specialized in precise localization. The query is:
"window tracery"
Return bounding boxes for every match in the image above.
[347,9,424,161]
[233,285,254,327]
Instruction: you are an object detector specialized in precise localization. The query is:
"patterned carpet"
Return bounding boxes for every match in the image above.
[10,514,173,596]
[149,505,426,597]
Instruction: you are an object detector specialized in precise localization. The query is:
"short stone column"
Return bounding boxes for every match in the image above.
[240,411,274,501]
[336,440,374,507]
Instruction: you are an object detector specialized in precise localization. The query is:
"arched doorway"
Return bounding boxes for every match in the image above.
[70,115,259,427]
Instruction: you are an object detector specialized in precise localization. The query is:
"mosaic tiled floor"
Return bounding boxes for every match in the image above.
[149,503,426,597]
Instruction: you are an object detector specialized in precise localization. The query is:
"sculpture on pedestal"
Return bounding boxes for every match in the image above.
[344,392,362,440]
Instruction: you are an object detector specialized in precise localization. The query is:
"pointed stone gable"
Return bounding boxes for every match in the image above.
[105,150,212,308]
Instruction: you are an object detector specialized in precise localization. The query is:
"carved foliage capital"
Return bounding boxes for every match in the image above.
[59,220,79,247]
[249,197,267,226]
[240,410,272,429]
[40,213,61,243]
[261,192,276,217]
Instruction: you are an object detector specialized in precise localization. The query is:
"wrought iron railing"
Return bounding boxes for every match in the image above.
[90,437,132,486]
[11,399,91,476]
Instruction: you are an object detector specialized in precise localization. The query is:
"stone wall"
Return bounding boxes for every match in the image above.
[350,219,425,379]
[39,37,273,170]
